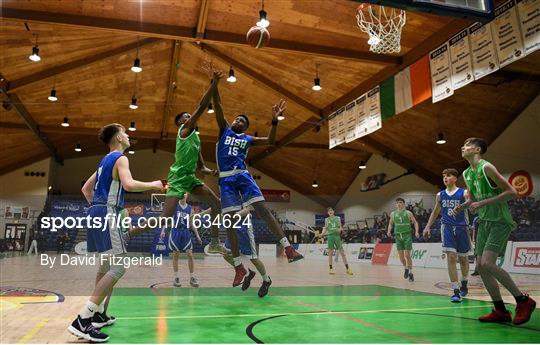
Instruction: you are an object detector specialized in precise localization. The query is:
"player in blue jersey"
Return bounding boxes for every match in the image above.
[223,206,273,297]
[423,168,471,302]
[68,123,163,342]
[161,193,202,288]
[212,85,303,287]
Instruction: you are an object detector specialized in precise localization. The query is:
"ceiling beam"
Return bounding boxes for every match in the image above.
[359,136,442,187]
[6,38,159,93]
[0,123,359,151]
[161,40,183,138]
[0,76,62,163]
[0,152,50,176]
[1,8,399,65]
[200,43,321,116]
[250,115,321,164]
[204,30,401,64]
[249,19,470,170]
[195,0,210,40]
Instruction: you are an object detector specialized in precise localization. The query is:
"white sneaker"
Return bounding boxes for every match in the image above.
[173,277,181,287]
[190,276,199,287]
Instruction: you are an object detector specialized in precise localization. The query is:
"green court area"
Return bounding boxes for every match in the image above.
[106,285,539,343]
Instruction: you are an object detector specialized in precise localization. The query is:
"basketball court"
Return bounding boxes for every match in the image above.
[1,0,539,344]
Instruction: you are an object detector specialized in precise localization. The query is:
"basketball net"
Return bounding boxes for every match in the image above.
[356,3,406,54]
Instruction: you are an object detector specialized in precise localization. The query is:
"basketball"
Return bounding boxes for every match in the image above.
[246,26,270,48]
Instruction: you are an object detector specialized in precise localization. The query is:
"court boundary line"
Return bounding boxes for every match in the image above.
[16,318,49,344]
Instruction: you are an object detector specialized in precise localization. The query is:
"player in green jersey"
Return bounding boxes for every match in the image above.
[387,198,419,282]
[453,138,535,325]
[321,207,352,275]
[160,67,229,255]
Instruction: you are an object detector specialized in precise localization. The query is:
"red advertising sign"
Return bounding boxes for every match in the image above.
[372,243,393,265]
[509,170,533,197]
[513,247,540,268]
[261,189,291,203]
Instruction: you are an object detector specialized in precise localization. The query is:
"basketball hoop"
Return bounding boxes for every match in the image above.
[356,3,406,54]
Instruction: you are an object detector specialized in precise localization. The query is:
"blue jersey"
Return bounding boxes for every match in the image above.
[173,203,192,232]
[439,188,468,226]
[216,127,254,172]
[92,151,125,208]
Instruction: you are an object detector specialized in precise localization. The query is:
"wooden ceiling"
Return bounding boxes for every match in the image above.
[1,0,539,206]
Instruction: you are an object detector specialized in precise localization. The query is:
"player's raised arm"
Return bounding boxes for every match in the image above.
[116,156,163,192]
[184,69,223,132]
[251,99,285,146]
[469,163,518,213]
[81,172,97,204]
[423,193,441,238]
[212,83,229,136]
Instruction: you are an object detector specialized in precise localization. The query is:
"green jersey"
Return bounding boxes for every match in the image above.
[463,159,514,224]
[325,216,341,236]
[168,124,200,179]
[391,210,412,235]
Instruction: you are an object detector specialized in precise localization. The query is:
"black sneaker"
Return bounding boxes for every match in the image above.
[460,281,468,297]
[92,312,116,329]
[67,315,109,342]
[258,277,272,298]
[404,269,409,279]
[242,269,256,291]
[471,270,479,276]
[408,273,414,282]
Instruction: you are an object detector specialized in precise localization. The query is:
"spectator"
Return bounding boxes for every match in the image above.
[57,231,70,254]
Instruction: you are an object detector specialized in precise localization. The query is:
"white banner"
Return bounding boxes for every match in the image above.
[344,101,357,143]
[335,107,347,146]
[508,241,540,274]
[366,86,382,134]
[353,243,375,263]
[258,244,277,258]
[449,29,474,90]
[517,0,540,55]
[328,112,338,149]
[387,243,431,267]
[354,94,369,139]
[469,22,500,79]
[430,44,454,103]
[297,243,328,260]
[493,0,526,67]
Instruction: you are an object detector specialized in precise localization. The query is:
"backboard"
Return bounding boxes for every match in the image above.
[356,0,495,23]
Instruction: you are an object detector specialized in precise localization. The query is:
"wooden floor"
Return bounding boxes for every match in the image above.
[1,253,539,343]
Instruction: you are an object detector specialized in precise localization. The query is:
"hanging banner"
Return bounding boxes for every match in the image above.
[449,29,474,90]
[335,107,347,146]
[354,94,369,139]
[366,86,382,134]
[469,22,500,79]
[517,0,540,55]
[492,0,525,67]
[328,112,338,149]
[430,43,454,103]
[345,101,357,143]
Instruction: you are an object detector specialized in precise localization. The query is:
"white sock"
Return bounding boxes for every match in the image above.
[174,271,179,279]
[79,301,99,319]
[97,299,105,313]
[279,237,291,248]
[461,276,468,282]
[451,281,460,290]
[408,267,413,272]
[233,256,242,267]
[262,274,270,282]
[190,272,193,278]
